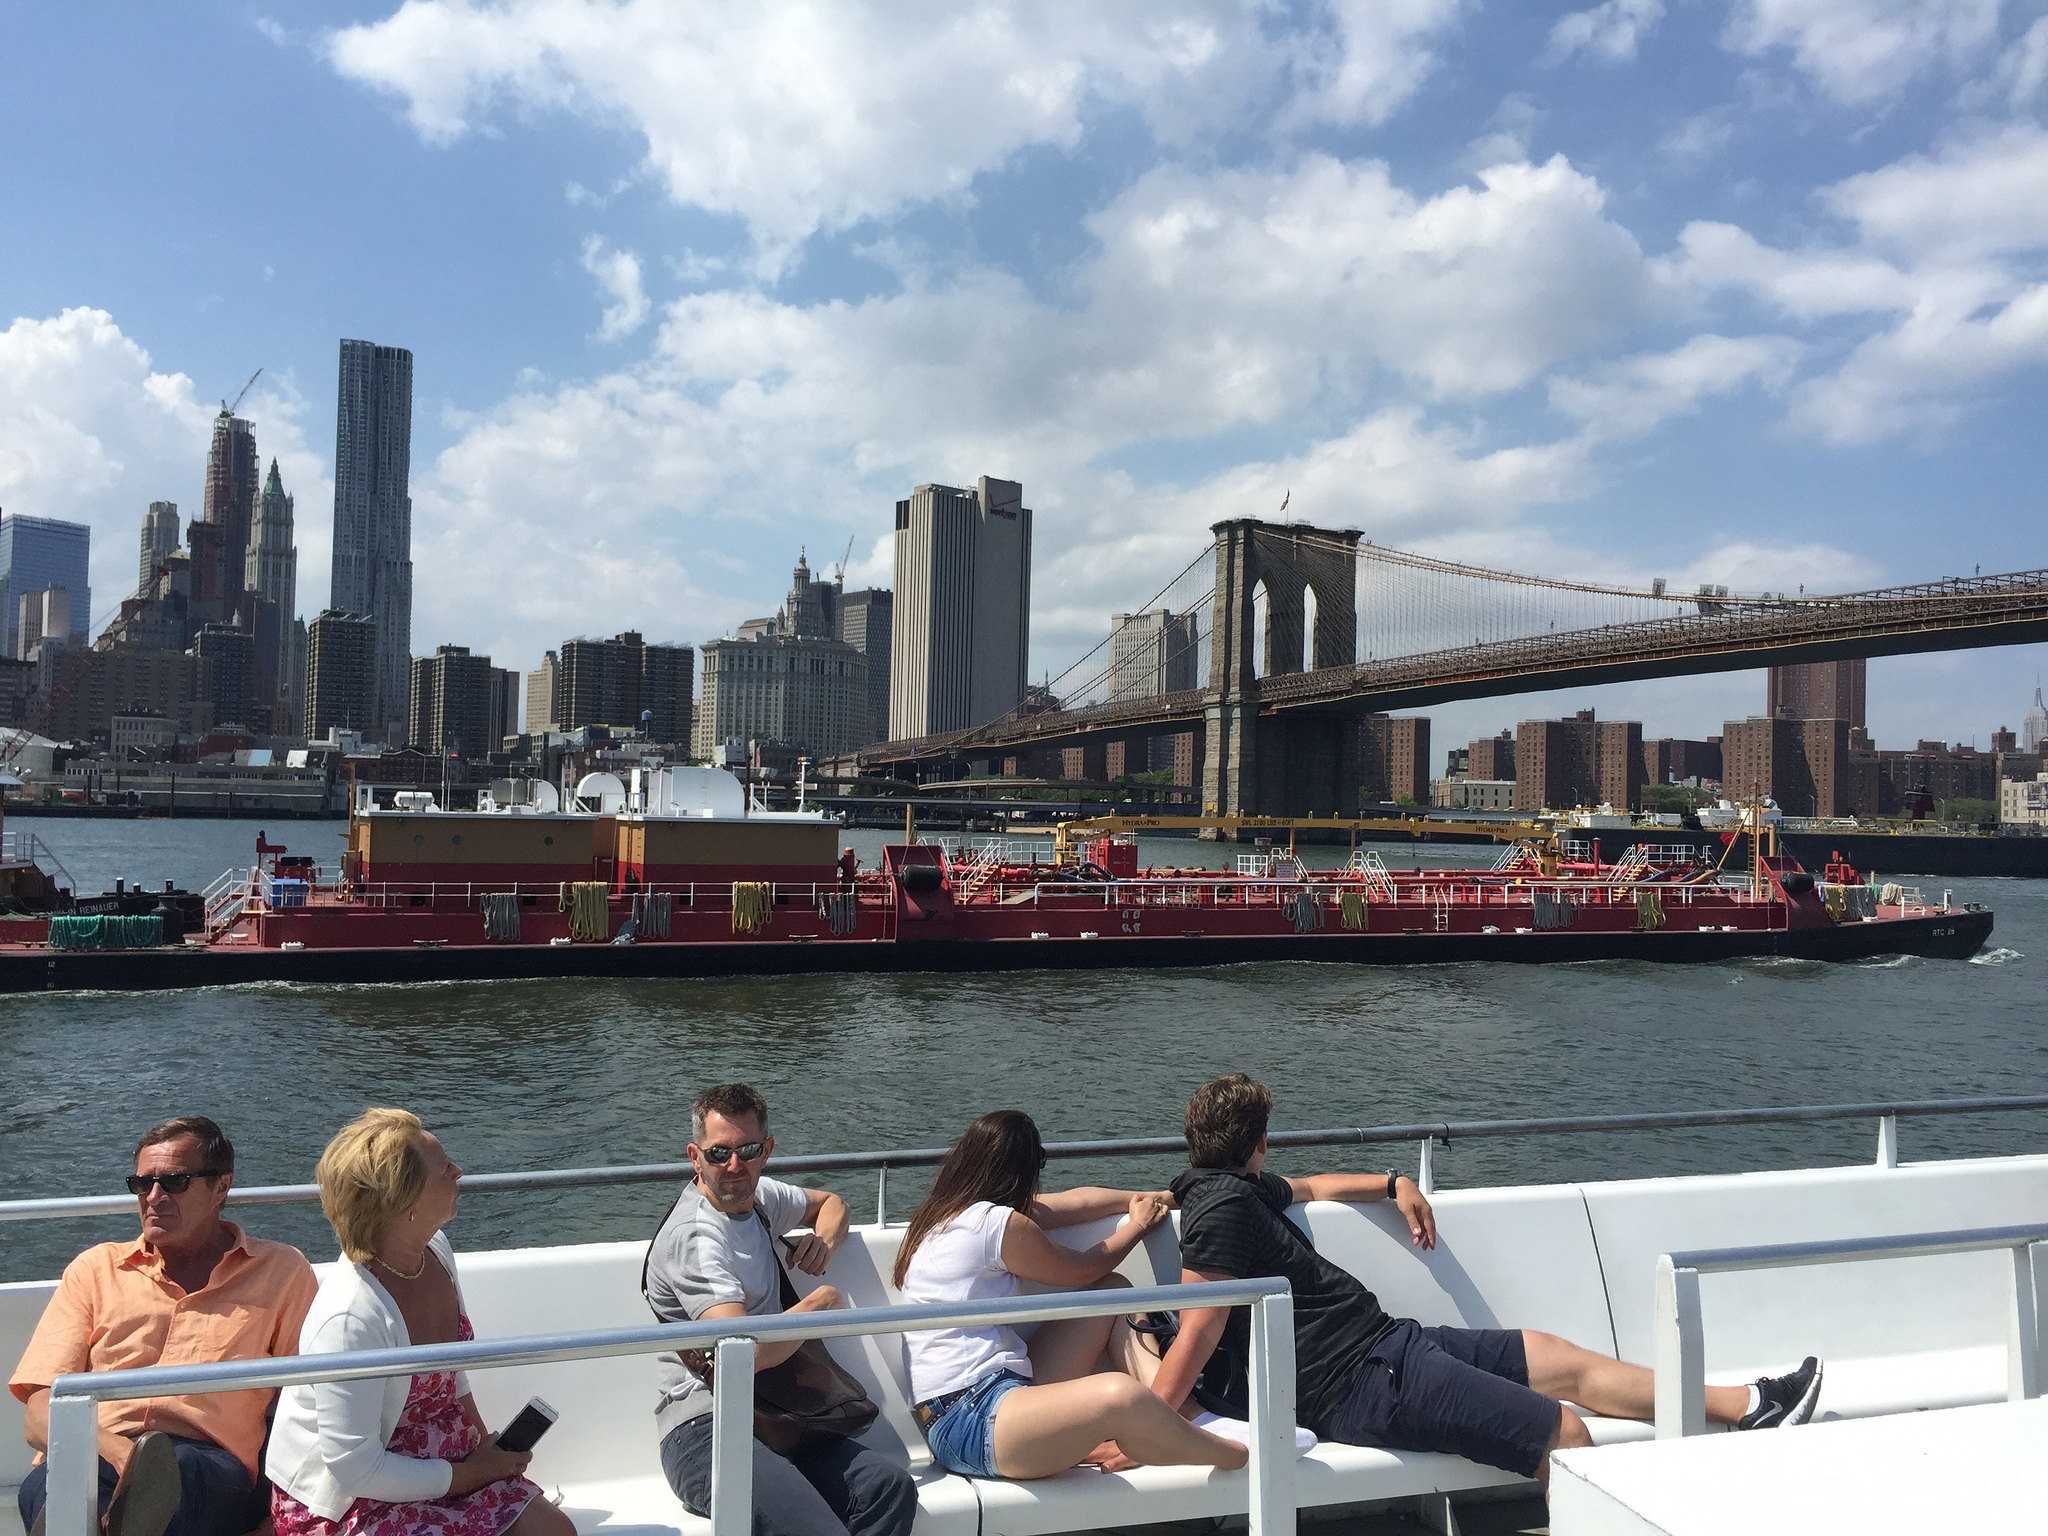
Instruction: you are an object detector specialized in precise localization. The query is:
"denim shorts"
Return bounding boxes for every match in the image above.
[916,1369,1030,1478]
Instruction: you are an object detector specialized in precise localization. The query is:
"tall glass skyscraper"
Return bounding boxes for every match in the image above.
[0,511,91,659]
[329,339,414,742]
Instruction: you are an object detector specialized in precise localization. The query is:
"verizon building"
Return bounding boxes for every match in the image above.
[889,477,1031,739]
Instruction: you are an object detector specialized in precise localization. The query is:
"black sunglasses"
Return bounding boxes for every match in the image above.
[126,1170,225,1196]
[697,1141,767,1166]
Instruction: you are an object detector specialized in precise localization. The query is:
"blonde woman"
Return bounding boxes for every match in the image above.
[266,1110,573,1536]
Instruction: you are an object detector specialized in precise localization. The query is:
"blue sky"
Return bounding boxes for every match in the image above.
[3,0,2045,750]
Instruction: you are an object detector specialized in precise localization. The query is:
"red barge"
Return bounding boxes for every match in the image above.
[0,767,1992,992]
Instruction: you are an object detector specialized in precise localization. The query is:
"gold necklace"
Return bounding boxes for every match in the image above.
[373,1248,428,1281]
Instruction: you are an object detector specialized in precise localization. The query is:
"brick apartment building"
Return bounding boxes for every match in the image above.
[1360,714,1431,804]
[1513,709,1643,812]
[1467,729,1515,781]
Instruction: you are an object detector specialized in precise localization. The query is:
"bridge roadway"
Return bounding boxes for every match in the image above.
[850,564,2048,770]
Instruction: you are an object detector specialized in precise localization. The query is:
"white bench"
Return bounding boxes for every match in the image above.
[8,1154,2046,1536]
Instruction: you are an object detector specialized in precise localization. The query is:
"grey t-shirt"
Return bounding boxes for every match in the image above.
[646,1175,810,1434]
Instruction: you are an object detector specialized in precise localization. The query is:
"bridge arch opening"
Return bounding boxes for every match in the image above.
[1251,578,1270,681]
[1302,583,1318,673]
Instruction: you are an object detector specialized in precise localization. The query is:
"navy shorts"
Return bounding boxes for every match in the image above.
[1323,1318,1559,1478]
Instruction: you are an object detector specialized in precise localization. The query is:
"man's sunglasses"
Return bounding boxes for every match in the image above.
[126,1171,225,1196]
[696,1141,767,1166]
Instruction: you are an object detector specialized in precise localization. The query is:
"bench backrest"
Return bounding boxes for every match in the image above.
[1586,1154,2048,1371]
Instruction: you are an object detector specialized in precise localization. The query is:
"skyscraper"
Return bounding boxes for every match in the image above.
[139,501,180,596]
[889,476,1030,738]
[836,587,892,745]
[0,512,91,659]
[1109,610,1199,701]
[526,651,559,734]
[330,339,415,742]
[246,461,297,614]
[203,412,261,602]
[1767,658,1866,729]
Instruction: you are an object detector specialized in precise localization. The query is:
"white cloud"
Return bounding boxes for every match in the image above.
[0,309,331,630]
[1722,0,2004,106]
[324,0,1466,274]
[1656,221,1921,318]
[1548,333,1804,440]
[1992,16,2048,112]
[1284,0,1469,130]
[1820,125,2048,263]
[1082,153,1654,401]
[1546,0,1665,64]
[1658,109,1736,167]
[579,234,650,341]
[1463,93,1544,169]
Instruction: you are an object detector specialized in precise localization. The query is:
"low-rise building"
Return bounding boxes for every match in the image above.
[2000,771,2048,828]
[1431,777,1516,811]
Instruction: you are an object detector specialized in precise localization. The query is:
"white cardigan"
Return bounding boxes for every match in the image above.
[265,1232,476,1519]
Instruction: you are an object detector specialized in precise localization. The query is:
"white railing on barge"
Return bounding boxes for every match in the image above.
[38,1279,1297,1536]
[0,829,75,890]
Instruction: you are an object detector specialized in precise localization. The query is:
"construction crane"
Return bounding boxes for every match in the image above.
[832,535,855,587]
[219,367,263,418]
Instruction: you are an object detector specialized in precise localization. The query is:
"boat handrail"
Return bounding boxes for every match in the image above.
[6,1095,2044,1227]
[1651,1223,2048,1438]
[38,1276,1299,1536]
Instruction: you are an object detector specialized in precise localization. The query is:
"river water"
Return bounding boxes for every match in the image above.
[2,816,2039,1281]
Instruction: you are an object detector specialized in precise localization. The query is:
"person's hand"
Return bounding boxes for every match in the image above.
[1084,1439,1139,1473]
[786,1231,834,1275]
[1395,1178,1437,1250]
[449,1442,531,1495]
[1126,1193,1169,1234]
[793,1282,843,1312]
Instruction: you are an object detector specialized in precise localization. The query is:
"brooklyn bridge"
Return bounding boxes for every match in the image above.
[835,518,2048,818]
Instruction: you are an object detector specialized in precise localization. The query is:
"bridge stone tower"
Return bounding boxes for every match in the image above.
[1202,518,1363,824]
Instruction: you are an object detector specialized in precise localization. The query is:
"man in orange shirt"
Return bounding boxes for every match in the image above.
[11,1117,318,1536]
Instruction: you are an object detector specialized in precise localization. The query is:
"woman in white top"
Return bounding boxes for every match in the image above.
[893,1111,1247,1480]
[266,1109,575,1536]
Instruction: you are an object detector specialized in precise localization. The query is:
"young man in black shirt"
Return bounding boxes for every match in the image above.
[1140,1075,1821,1489]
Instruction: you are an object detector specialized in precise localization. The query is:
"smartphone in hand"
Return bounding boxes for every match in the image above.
[495,1398,559,1453]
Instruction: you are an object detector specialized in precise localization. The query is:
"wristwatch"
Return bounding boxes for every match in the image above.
[1384,1171,1400,1201]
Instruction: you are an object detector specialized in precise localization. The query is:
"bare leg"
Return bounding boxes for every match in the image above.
[1026,1274,1130,1385]
[505,1495,576,1536]
[990,1374,1248,1479]
[1534,1404,1593,1493]
[1522,1331,1750,1425]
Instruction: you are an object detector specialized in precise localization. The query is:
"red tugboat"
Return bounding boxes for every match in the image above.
[0,770,1992,992]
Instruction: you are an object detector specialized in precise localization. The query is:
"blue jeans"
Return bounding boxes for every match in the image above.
[659,1416,917,1536]
[916,1369,1029,1479]
[17,1435,261,1536]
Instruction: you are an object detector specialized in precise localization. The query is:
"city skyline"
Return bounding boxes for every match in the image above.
[5,4,2047,752]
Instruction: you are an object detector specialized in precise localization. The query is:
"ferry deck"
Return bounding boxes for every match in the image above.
[5,1096,2045,1536]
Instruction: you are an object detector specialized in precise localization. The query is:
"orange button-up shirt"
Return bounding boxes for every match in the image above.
[9,1222,319,1480]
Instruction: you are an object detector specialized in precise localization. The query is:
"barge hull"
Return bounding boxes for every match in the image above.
[0,908,1991,994]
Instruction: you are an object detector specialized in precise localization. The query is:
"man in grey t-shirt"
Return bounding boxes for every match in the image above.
[647,1083,915,1536]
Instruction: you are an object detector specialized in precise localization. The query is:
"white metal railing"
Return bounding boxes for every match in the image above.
[201,867,253,936]
[12,1097,2038,1230]
[1,828,76,889]
[42,1278,1296,1536]
[1651,1224,2048,1437]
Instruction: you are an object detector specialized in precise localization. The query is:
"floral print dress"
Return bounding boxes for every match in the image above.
[273,1314,541,1536]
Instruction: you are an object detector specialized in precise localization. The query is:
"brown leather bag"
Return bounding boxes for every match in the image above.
[649,1200,880,1453]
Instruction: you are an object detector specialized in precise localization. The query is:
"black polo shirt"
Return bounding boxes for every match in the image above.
[1171,1166,1393,1432]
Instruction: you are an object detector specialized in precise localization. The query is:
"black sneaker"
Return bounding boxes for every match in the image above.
[1738,1356,1823,1429]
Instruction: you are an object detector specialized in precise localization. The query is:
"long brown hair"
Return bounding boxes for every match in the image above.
[892,1110,1045,1288]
